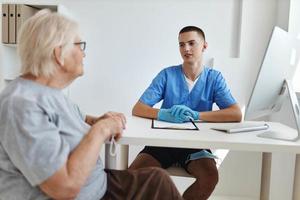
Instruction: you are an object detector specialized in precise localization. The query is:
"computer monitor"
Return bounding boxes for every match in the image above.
[245,26,300,141]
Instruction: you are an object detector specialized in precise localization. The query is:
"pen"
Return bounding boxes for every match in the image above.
[187,116,199,130]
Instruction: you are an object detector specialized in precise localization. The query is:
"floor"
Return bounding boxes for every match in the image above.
[171,176,258,200]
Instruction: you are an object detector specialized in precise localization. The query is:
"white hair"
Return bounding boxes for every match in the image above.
[17,9,79,77]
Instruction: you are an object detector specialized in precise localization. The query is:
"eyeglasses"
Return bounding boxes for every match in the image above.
[74,41,86,51]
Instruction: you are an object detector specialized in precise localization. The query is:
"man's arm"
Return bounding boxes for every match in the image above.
[133,101,242,122]
[39,113,126,199]
[132,101,159,119]
[199,104,242,122]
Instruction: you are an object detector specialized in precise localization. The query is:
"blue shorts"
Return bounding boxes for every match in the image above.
[140,146,214,172]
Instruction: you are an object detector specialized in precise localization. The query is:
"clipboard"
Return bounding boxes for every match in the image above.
[151,119,199,131]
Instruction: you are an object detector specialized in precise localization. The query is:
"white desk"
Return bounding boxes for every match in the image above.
[105,116,300,200]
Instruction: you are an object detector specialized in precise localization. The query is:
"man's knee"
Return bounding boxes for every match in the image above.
[202,168,218,186]
[188,159,219,187]
[195,166,219,190]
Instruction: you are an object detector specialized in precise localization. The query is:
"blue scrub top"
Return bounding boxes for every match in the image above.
[140,65,236,111]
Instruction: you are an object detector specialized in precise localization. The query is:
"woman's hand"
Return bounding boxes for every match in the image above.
[91,112,126,141]
[39,112,126,199]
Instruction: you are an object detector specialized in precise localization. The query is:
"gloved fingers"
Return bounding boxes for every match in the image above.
[158,108,181,123]
[171,105,189,117]
[192,111,199,120]
[157,109,169,121]
[178,110,192,120]
[175,116,187,123]
[173,109,186,123]
[160,106,197,123]
[176,107,185,117]
[170,107,177,116]
[184,110,193,117]
[181,115,190,122]
[170,105,181,116]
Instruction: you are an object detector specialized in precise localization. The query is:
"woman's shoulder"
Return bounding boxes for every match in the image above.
[0,77,63,109]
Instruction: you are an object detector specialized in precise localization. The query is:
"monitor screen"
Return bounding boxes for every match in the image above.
[245,26,300,120]
[245,26,300,141]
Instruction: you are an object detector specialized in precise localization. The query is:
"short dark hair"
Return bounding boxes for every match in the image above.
[179,26,206,41]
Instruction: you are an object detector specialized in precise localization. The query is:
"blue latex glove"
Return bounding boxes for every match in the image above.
[170,105,199,121]
[157,108,187,123]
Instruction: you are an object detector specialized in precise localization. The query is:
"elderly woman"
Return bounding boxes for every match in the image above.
[0,10,182,200]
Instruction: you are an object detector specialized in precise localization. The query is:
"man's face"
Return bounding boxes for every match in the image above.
[178,31,207,64]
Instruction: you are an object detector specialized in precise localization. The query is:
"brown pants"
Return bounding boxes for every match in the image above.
[102,167,183,200]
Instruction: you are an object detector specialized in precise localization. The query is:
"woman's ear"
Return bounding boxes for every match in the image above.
[202,42,208,52]
[53,47,63,66]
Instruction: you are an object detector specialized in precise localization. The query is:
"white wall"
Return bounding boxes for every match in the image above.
[290,0,300,92]
[0,0,298,199]
[64,0,241,115]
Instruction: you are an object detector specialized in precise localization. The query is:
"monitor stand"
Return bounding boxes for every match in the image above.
[257,79,300,141]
